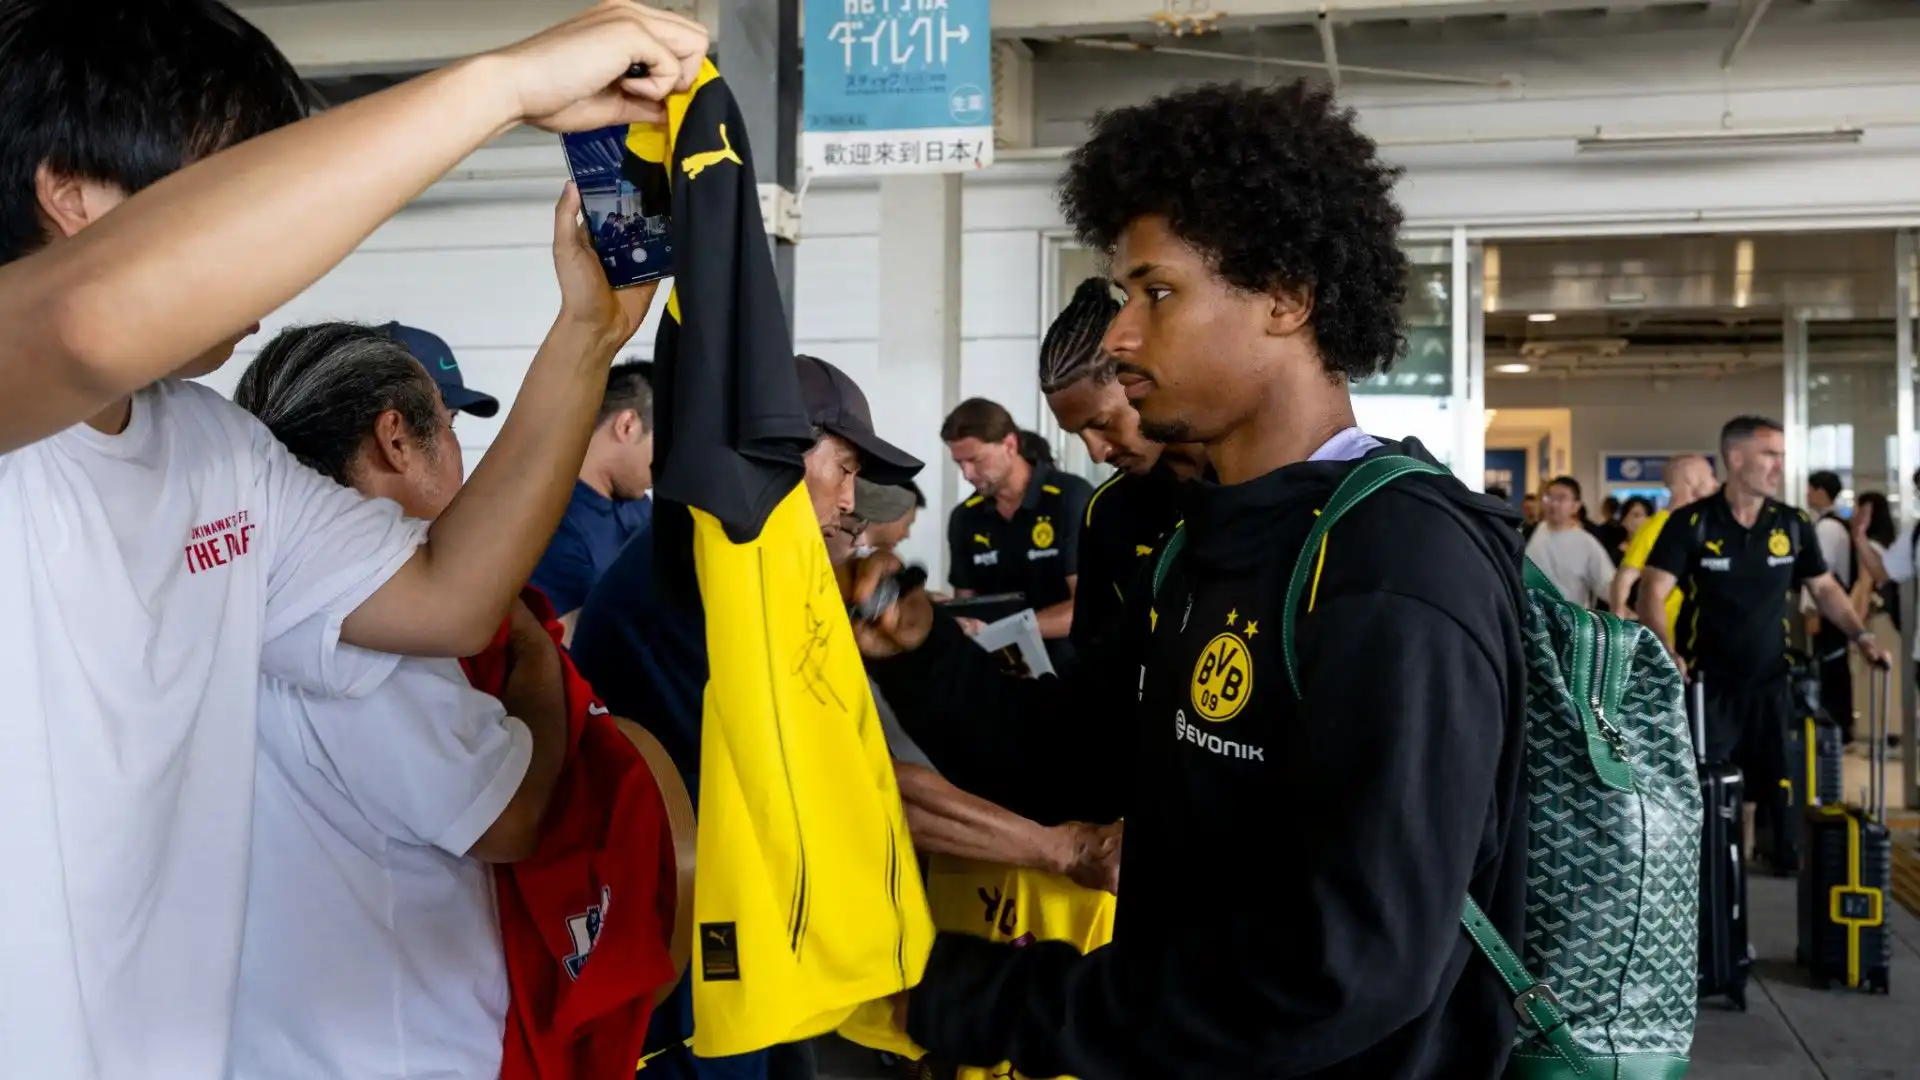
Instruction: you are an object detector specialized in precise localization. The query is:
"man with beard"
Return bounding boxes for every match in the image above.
[1041,277,1207,650]
[848,81,1534,1079]
[943,397,1093,665]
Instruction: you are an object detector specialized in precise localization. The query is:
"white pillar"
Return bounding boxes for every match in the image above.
[878,174,963,588]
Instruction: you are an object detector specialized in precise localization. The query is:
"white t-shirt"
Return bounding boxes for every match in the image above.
[1525,525,1617,610]
[1814,514,1853,588]
[231,654,532,1080]
[0,381,428,1080]
[1875,529,1920,661]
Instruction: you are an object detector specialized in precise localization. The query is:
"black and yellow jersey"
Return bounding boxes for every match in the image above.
[1070,469,1183,651]
[865,438,1534,1079]
[946,465,1092,608]
[646,59,934,1058]
[1645,491,1828,690]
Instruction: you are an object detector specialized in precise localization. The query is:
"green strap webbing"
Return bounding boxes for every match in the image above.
[1278,455,1449,698]
[1152,454,1589,1075]
[1462,897,1588,1073]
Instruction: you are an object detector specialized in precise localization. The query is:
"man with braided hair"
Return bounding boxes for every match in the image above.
[1041,277,1207,649]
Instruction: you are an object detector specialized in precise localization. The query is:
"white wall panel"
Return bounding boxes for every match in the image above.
[962,231,1042,341]
[959,339,1044,431]
[794,236,881,342]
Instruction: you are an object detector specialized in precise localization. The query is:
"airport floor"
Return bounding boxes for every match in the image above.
[817,835,1920,1080]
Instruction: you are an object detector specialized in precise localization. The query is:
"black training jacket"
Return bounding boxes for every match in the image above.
[870,438,1531,1080]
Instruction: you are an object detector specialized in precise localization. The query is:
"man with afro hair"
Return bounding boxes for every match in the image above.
[853,80,1533,1079]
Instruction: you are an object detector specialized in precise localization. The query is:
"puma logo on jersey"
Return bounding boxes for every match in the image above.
[587,702,610,716]
[700,921,741,982]
[1704,539,1724,556]
[682,124,742,179]
[973,534,992,547]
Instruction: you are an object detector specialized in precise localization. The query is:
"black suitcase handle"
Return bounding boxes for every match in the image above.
[1866,665,1889,821]
[1689,673,1708,768]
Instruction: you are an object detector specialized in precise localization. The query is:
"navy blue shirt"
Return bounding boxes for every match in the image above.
[529,483,654,614]
[570,521,703,797]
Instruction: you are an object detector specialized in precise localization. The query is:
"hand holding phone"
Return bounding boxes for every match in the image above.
[845,555,935,659]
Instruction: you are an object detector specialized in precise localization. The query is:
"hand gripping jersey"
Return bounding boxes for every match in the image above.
[839,856,1116,1078]
[646,60,935,1058]
[464,590,694,1080]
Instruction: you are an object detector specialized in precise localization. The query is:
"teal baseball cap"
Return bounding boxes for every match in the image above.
[383,322,500,418]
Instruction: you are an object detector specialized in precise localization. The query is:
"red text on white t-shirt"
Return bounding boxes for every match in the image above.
[184,510,257,575]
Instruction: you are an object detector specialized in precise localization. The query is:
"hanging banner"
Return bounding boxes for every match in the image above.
[803,0,995,177]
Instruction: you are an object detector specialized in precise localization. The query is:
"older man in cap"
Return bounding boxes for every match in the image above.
[571,355,1117,1080]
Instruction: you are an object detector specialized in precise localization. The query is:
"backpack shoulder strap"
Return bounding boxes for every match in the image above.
[1462,897,1588,1073]
[1275,459,1590,1076]
[1278,455,1447,699]
[1150,522,1187,602]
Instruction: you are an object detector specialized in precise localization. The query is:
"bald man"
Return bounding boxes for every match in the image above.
[1610,454,1718,620]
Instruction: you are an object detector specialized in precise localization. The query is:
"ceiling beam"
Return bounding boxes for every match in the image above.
[235,0,715,74]
[1720,0,1774,71]
[995,0,1741,39]
[239,0,1744,74]
[1317,10,1342,90]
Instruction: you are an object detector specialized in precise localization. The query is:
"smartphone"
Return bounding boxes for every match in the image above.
[560,124,675,289]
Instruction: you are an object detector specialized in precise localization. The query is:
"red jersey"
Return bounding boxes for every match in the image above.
[463,591,688,1080]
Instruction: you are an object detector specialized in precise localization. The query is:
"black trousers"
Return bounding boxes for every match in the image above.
[1812,621,1855,741]
[1704,677,1797,872]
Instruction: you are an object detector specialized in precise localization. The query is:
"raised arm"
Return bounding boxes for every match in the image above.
[0,1,706,454]
[339,192,657,657]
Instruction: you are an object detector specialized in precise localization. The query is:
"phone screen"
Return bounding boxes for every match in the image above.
[560,124,675,290]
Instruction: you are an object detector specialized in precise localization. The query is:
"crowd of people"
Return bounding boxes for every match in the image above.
[1501,433,1901,876]
[6,1,1891,1079]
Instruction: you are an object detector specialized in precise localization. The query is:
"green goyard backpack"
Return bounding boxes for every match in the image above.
[1151,455,1701,1079]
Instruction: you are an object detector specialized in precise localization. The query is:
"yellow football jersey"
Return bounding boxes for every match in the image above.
[645,59,935,1059]
[840,855,1115,1077]
[688,489,936,1057]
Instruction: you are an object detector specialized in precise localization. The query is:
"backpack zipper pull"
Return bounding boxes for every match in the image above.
[1594,701,1628,759]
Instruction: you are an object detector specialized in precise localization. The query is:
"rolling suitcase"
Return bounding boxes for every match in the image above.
[1693,675,1750,1010]
[1786,650,1844,810]
[1797,665,1895,993]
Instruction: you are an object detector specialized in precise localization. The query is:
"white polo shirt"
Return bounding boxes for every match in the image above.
[231,654,532,1080]
[0,380,428,1080]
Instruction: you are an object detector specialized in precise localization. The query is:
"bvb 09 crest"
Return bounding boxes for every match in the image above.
[1031,516,1055,550]
[1768,529,1791,558]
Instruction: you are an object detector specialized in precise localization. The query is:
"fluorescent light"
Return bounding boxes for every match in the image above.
[1733,239,1754,309]
[1576,127,1864,154]
[1494,363,1533,374]
[1528,313,1557,323]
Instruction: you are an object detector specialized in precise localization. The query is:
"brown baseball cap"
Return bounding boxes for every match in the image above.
[795,354,922,486]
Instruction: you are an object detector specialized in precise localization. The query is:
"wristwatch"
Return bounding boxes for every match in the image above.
[1853,628,1877,645]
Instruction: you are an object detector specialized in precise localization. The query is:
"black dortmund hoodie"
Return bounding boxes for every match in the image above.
[869,438,1532,1080]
